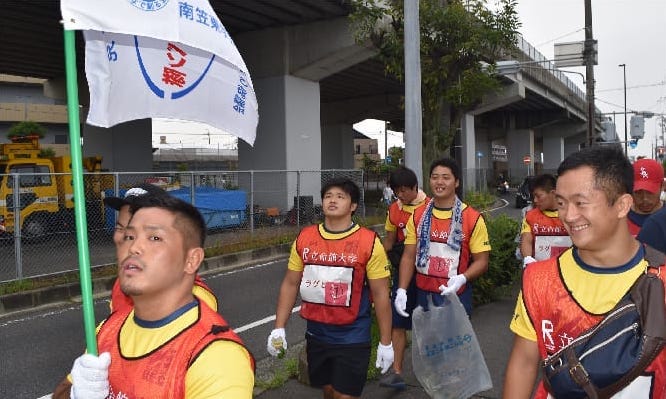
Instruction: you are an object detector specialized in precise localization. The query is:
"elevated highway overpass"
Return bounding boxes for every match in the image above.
[1,1,606,205]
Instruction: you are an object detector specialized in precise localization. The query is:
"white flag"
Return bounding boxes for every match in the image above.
[84,31,257,146]
[61,0,247,73]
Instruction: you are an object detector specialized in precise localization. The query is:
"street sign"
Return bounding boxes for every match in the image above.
[523,155,531,165]
[386,155,392,164]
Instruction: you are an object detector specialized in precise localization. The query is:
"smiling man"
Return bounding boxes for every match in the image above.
[394,157,491,318]
[503,146,666,399]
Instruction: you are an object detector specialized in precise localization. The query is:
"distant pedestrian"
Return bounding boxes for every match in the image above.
[383,180,395,206]
[267,177,394,399]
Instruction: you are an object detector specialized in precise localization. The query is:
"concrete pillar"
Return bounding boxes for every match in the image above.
[507,127,534,180]
[238,75,322,210]
[460,113,479,191]
[542,136,564,174]
[321,124,354,169]
[82,119,152,173]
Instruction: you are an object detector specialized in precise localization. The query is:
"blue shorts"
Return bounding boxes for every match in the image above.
[416,285,473,317]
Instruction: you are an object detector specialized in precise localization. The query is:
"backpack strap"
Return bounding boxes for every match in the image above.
[598,245,666,397]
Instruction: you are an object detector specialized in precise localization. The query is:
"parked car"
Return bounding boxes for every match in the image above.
[515,176,534,209]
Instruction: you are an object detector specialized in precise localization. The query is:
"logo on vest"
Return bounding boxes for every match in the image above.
[325,282,349,306]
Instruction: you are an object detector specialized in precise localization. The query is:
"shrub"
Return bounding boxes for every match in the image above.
[7,121,46,140]
[473,213,521,306]
[464,189,495,210]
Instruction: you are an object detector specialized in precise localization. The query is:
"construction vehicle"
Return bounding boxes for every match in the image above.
[0,136,106,239]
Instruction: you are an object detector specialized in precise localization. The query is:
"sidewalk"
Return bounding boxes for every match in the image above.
[254,284,519,399]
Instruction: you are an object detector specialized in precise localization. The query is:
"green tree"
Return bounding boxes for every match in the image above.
[388,146,404,166]
[350,0,520,177]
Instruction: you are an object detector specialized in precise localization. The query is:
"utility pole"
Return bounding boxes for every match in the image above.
[619,64,627,154]
[404,0,423,184]
[584,0,596,147]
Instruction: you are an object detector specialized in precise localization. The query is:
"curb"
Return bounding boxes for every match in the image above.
[0,244,292,317]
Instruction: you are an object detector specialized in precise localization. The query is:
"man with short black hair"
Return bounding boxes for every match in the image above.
[268,177,394,399]
[503,146,666,399]
[53,194,254,399]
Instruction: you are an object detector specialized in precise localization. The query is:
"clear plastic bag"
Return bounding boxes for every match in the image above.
[411,294,492,399]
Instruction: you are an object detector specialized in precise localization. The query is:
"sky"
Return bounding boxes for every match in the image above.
[155,1,666,159]
[516,0,666,158]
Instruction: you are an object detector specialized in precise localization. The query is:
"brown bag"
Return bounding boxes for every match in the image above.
[541,245,666,399]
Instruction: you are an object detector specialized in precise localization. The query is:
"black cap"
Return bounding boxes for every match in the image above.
[103,183,168,210]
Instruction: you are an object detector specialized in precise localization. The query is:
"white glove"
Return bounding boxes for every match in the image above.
[394,288,409,317]
[267,328,288,357]
[522,256,537,269]
[438,274,467,296]
[70,352,111,399]
[375,342,394,374]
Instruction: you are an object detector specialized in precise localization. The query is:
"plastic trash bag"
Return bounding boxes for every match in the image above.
[411,294,492,399]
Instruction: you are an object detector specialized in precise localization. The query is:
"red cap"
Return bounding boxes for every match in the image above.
[633,159,664,194]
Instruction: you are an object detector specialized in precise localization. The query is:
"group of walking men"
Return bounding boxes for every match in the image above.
[53,144,664,399]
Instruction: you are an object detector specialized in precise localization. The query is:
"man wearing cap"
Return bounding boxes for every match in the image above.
[103,183,217,311]
[627,158,664,236]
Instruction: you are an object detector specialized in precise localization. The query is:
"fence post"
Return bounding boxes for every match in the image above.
[189,172,196,206]
[296,171,301,227]
[249,170,255,234]
[11,173,22,280]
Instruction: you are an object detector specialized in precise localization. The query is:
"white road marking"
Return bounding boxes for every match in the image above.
[234,306,300,333]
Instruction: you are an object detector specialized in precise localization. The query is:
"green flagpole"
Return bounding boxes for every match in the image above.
[63,28,98,355]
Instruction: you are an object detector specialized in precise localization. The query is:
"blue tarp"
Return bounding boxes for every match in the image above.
[104,186,247,230]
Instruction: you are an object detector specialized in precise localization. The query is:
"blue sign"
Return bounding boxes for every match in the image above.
[386,156,392,164]
[629,139,638,149]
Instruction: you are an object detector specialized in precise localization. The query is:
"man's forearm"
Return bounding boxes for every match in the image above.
[398,244,416,288]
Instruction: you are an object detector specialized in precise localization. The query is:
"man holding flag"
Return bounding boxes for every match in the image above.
[53,193,254,399]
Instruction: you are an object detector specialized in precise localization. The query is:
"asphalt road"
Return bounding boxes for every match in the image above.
[0,258,302,399]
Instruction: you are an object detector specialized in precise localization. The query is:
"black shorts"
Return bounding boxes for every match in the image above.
[306,335,370,397]
[391,273,417,329]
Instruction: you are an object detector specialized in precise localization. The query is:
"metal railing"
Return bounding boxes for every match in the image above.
[0,169,363,283]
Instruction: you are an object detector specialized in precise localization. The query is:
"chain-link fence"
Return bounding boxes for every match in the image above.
[0,169,363,283]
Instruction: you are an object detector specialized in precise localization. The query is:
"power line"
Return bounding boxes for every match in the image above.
[596,81,666,93]
[535,28,585,47]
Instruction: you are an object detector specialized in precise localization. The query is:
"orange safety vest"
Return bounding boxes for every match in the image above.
[523,208,571,260]
[411,205,483,293]
[97,300,254,399]
[522,253,666,399]
[110,275,216,312]
[297,225,377,325]
[387,197,430,243]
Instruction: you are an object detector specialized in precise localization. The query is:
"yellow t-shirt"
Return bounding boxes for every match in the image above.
[403,204,491,254]
[510,249,647,340]
[72,306,254,398]
[288,223,391,279]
